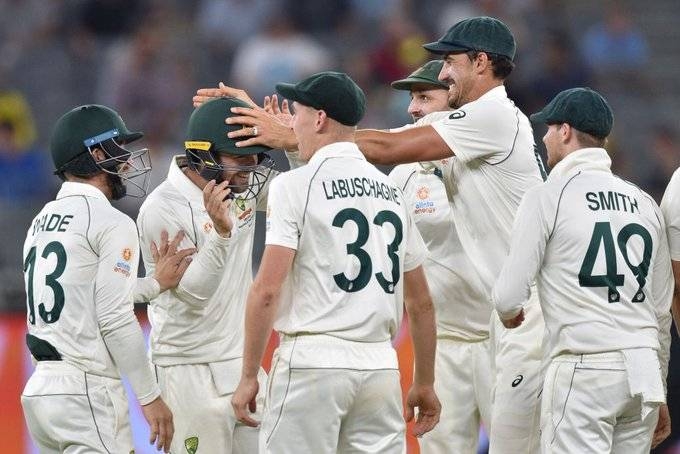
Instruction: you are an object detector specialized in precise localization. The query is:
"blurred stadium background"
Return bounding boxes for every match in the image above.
[1,0,680,452]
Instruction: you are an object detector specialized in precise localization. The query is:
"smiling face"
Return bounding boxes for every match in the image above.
[407,83,450,121]
[291,101,320,161]
[217,153,258,193]
[438,52,477,109]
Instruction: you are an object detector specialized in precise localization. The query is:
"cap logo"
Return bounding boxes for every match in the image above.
[185,141,212,151]
[84,129,120,147]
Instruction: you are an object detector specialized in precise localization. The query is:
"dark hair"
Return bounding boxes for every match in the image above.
[56,150,99,180]
[465,50,515,79]
[573,129,606,148]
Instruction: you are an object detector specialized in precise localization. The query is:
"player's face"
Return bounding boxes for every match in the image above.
[291,102,318,161]
[543,124,564,168]
[439,52,476,109]
[408,84,450,121]
[217,153,258,193]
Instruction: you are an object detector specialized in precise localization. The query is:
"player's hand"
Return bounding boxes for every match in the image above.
[501,308,525,329]
[193,82,257,108]
[652,404,671,448]
[232,377,260,427]
[151,230,196,292]
[226,105,298,150]
[141,396,174,452]
[404,383,441,437]
[263,94,293,128]
[203,179,234,238]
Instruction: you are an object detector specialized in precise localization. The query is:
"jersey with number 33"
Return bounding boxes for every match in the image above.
[265,142,427,343]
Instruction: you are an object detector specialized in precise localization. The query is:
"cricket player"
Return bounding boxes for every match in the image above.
[389,60,492,454]
[137,96,302,454]
[196,17,546,453]
[493,88,672,453]
[231,71,440,454]
[20,104,190,453]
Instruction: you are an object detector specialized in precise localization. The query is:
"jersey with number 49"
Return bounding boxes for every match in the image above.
[22,182,141,379]
[265,142,427,343]
[493,148,672,368]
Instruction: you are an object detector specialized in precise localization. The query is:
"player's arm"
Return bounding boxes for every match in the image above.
[232,244,295,427]
[355,126,452,166]
[93,216,173,452]
[403,265,441,437]
[134,230,195,302]
[137,181,235,307]
[492,187,549,327]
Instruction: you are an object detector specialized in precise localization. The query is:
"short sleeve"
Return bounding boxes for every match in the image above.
[430,102,519,164]
[265,174,301,250]
[661,168,680,260]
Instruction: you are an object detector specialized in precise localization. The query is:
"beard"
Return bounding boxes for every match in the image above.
[107,174,127,200]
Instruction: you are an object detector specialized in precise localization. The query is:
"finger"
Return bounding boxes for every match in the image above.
[249,397,257,414]
[271,94,281,115]
[234,137,268,148]
[157,419,166,451]
[281,99,290,115]
[226,114,259,129]
[404,404,414,423]
[219,82,256,107]
[150,241,159,262]
[203,179,217,205]
[195,87,225,97]
[159,230,169,256]
[175,256,193,275]
[263,96,272,113]
[149,419,159,446]
[228,124,260,139]
[167,230,185,255]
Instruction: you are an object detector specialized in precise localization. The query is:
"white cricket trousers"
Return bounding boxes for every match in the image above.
[155,361,265,454]
[260,334,405,454]
[488,290,545,454]
[21,361,133,453]
[419,337,492,454]
[541,352,659,454]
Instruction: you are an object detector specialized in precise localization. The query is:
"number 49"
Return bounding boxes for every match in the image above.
[578,221,652,303]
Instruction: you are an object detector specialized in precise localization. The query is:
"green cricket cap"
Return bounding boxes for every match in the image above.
[423,16,516,61]
[391,60,448,91]
[275,71,366,126]
[185,97,271,155]
[50,104,143,171]
[530,87,614,139]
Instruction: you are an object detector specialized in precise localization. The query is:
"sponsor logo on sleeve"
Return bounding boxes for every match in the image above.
[185,436,198,454]
[113,248,133,277]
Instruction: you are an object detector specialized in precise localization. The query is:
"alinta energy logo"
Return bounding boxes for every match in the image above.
[415,186,435,214]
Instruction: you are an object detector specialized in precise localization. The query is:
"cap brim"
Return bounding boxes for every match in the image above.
[390,77,448,91]
[529,111,548,123]
[422,41,470,54]
[275,83,300,103]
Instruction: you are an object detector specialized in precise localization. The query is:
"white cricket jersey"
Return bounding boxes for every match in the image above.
[266,142,427,342]
[23,182,142,379]
[137,156,271,366]
[493,148,672,372]
[417,86,545,294]
[661,167,680,261]
[389,162,489,340]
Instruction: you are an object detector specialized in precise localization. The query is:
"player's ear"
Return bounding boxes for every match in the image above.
[89,147,106,162]
[315,109,328,132]
[560,123,572,144]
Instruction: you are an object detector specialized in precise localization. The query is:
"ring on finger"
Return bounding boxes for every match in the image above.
[252,126,259,137]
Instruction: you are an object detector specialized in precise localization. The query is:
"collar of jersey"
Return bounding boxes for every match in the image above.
[307,141,365,166]
[57,181,109,202]
[547,147,611,181]
[476,84,508,103]
[167,155,205,205]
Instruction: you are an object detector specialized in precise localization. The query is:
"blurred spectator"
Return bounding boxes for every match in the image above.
[230,9,332,101]
[580,3,649,90]
[369,13,429,85]
[0,91,53,205]
[644,125,680,202]
[76,0,148,40]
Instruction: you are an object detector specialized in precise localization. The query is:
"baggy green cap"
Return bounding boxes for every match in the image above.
[530,87,614,139]
[50,104,143,171]
[275,71,366,126]
[423,16,516,61]
[185,97,272,155]
[391,60,448,91]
